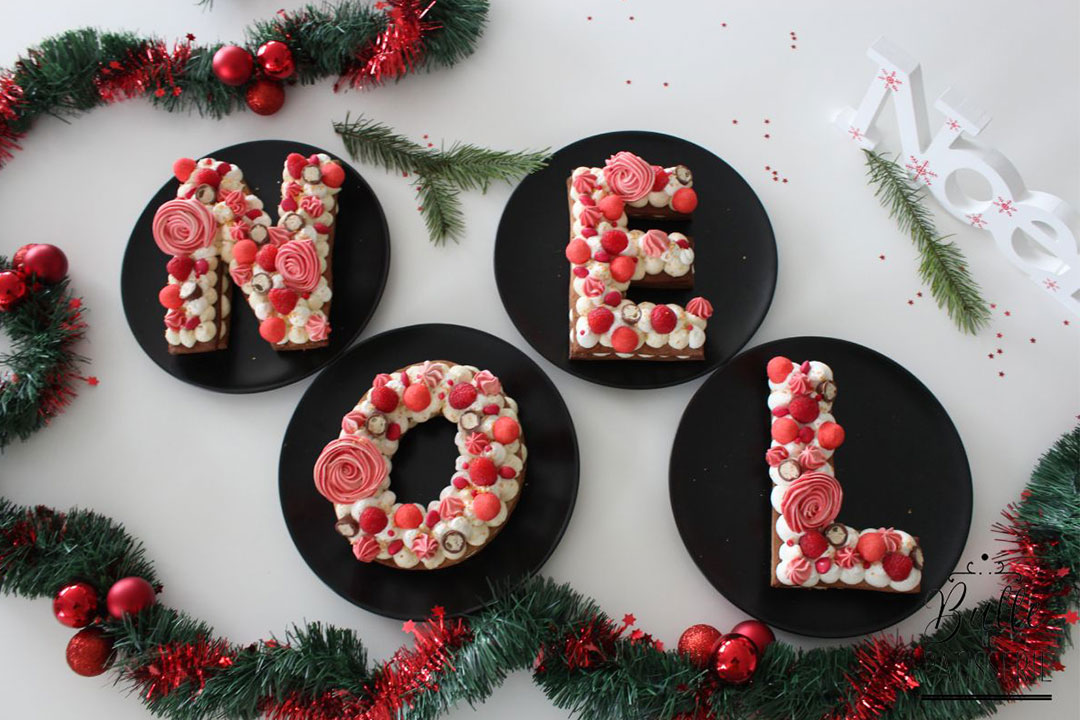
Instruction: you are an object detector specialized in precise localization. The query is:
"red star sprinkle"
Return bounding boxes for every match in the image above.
[996,349,1003,354]
[622,613,636,626]
[663,82,669,87]
[916,292,923,297]
[1004,310,1011,316]
[987,354,994,359]
[907,300,914,305]
[990,303,997,309]
[401,620,416,634]
[1065,320,1071,326]
[1065,611,1080,626]
[1052,661,1066,672]
[630,629,644,640]
[431,605,445,618]
[998,371,1005,377]
[86,377,99,386]
[1057,567,1071,578]
[879,254,886,260]
[996,332,1003,338]
[69,298,82,309]
[1030,338,1036,343]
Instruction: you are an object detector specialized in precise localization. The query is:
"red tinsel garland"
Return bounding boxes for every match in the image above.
[831,635,920,720]
[0,70,25,163]
[35,297,89,420]
[128,638,236,701]
[336,0,441,90]
[0,506,64,575]
[95,37,193,103]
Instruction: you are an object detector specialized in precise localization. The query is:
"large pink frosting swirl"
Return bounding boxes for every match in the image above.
[786,555,812,584]
[603,151,654,202]
[152,199,216,257]
[573,172,597,195]
[641,229,668,258]
[313,436,387,504]
[473,369,501,396]
[276,239,322,293]
[780,471,843,533]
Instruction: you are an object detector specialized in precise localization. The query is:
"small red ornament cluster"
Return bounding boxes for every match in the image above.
[53,576,157,677]
[211,41,295,116]
[676,618,775,684]
[0,243,69,312]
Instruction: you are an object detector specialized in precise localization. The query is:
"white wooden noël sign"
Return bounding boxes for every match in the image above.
[834,37,1079,317]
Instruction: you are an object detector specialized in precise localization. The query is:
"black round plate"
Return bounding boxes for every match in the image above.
[670,336,972,638]
[279,323,580,619]
[495,130,777,389]
[121,140,390,393]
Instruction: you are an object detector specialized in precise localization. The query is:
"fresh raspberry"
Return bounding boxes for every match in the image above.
[651,165,669,191]
[565,238,590,264]
[798,530,828,559]
[597,195,625,221]
[603,291,621,306]
[767,356,793,383]
[882,552,913,581]
[183,315,201,330]
[472,492,501,521]
[321,162,345,188]
[167,256,194,281]
[493,416,520,444]
[469,456,497,486]
[611,326,639,353]
[771,406,790,417]
[587,307,614,334]
[268,288,298,315]
[370,386,400,413]
[172,157,196,182]
[572,267,589,278]
[452,476,468,489]
[259,317,286,343]
[650,305,677,334]
[610,256,636,283]
[797,425,815,444]
[216,162,232,176]
[403,383,431,411]
[425,509,441,529]
[770,417,798,444]
[600,230,628,255]
[788,395,820,424]
[386,422,401,441]
[672,187,698,213]
[581,227,597,238]
[286,153,307,180]
[394,504,423,529]
[256,244,278,271]
[359,507,388,534]
[232,239,257,265]
[818,422,845,450]
[483,404,500,415]
[158,284,183,310]
[449,383,478,410]
[856,532,887,563]
[191,167,221,188]
[593,251,611,263]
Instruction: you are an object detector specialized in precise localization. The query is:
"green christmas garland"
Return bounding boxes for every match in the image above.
[2,426,1076,720]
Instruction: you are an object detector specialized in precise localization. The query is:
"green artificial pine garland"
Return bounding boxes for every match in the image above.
[863,150,991,334]
[334,114,550,242]
[2,427,1077,720]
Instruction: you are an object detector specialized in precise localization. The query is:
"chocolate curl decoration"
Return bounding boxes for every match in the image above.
[832,634,919,720]
[128,638,236,702]
[0,70,26,164]
[336,0,441,90]
[988,504,1071,692]
[95,36,193,103]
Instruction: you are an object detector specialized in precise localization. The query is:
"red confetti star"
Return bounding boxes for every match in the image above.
[431,605,445,618]
[907,299,914,305]
[401,620,416,634]
[1057,567,1071,578]
[879,254,886,260]
[1063,610,1079,625]
[85,376,99,386]
[1030,338,1036,343]
[996,332,1003,338]
[1004,310,1011,316]
[622,613,636,626]
[987,354,994,359]
[68,298,82,309]
[998,371,1005,377]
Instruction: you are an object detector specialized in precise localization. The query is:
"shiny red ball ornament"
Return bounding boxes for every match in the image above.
[677,623,723,668]
[11,243,37,269]
[0,270,27,311]
[713,633,759,684]
[53,583,99,628]
[245,78,286,116]
[21,243,68,284]
[212,45,254,86]
[105,576,156,619]
[256,41,295,80]
[729,619,775,655]
[66,627,114,677]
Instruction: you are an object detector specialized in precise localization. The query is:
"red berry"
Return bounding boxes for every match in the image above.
[425,509,441,529]
[797,426,815,444]
[675,237,690,249]
[499,466,516,479]
[601,230,628,255]
[587,307,615,334]
[183,315,201,330]
[483,404,500,415]
[232,239,257,265]
[610,256,636,283]
[565,238,591,264]
[256,244,278,271]
[173,157,196,182]
[286,153,307,180]
[452,476,468,489]
[371,386,399,413]
[387,539,404,555]
[798,530,828,559]
[815,557,832,574]
[469,456,497,486]
[403,383,431,411]
[597,195,625,221]
[359,507,388,534]
[650,305,677,334]
[191,167,220,188]
[449,383,478,410]
[767,356,793,383]
[386,422,401,441]
[321,162,345,188]
[166,256,194,281]
[651,165,669,191]
[268,288,298,315]
[611,326,639,353]
[788,395,819,424]
[493,416,520,444]
[771,417,798,444]
[882,552,914,581]
[473,492,501,521]
[394,504,423,529]
[593,251,611,263]
[216,162,232,176]
[259,317,286,343]
[159,284,183,310]
[573,267,589,278]
[818,422,845,450]
[672,187,698,213]
[578,193,595,206]
[603,291,621,306]
[194,259,209,276]
[856,532,887,563]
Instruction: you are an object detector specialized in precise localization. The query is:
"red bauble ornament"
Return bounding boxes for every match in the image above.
[212,45,254,86]
[245,78,285,116]
[21,243,68,284]
[0,270,27,311]
[713,633,759,684]
[256,41,295,80]
[53,582,99,628]
[66,627,114,677]
[105,576,156,618]
[11,243,37,269]
[677,623,723,668]
[729,619,775,655]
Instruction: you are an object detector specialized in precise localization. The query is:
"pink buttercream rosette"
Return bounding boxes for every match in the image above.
[152,198,216,257]
[780,471,843,533]
[603,151,654,202]
[313,436,387,504]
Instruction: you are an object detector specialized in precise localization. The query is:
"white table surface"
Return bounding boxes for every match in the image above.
[2,1,1078,718]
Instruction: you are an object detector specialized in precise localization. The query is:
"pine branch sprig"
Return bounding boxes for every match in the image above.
[863,150,990,334]
[333,113,550,243]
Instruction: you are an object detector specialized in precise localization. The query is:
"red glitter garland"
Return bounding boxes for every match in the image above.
[831,635,920,720]
[95,37,194,103]
[0,70,25,164]
[337,0,441,90]
[127,637,236,701]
